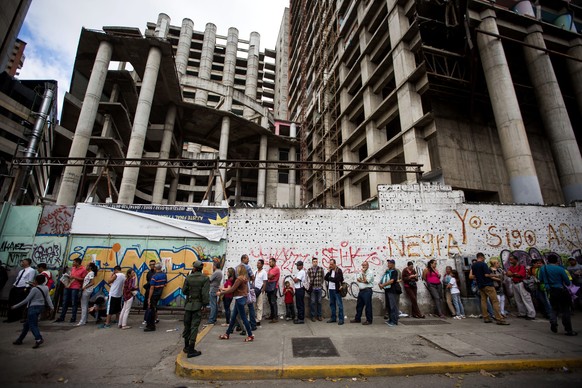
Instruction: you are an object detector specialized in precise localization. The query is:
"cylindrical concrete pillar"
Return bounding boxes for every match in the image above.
[214,116,231,202]
[117,46,163,204]
[243,32,260,118]
[568,40,582,123]
[223,27,239,87]
[57,40,113,205]
[151,104,177,203]
[257,135,268,206]
[288,123,297,207]
[175,18,194,79]
[476,12,543,204]
[168,174,179,204]
[154,13,171,39]
[195,23,217,105]
[524,28,582,203]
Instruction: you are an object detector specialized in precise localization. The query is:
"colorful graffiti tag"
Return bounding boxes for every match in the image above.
[67,237,226,306]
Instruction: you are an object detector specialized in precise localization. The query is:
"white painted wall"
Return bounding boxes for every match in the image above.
[225,184,582,310]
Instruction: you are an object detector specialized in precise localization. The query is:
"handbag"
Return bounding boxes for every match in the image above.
[392,281,402,295]
[38,287,52,320]
[247,287,256,305]
[408,280,417,288]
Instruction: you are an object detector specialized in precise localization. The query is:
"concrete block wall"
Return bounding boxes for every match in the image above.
[225,184,582,316]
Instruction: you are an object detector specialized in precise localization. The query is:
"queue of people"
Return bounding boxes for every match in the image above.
[5,250,579,351]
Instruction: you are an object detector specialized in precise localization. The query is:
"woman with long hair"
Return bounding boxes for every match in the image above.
[422,259,445,318]
[402,261,424,318]
[119,268,137,329]
[217,265,254,342]
[77,262,98,326]
[221,267,235,326]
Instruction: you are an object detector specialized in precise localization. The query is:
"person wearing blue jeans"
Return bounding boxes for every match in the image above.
[217,265,254,341]
[380,260,400,326]
[207,262,223,324]
[12,275,54,348]
[59,288,80,322]
[310,288,322,320]
[352,262,374,324]
[324,259,345,325]
[306,257,325,321]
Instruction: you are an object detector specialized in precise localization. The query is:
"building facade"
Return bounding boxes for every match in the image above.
[287,0,582,207]
[52,13,298,207]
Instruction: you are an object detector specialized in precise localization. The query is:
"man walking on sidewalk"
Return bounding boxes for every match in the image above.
[182,261,210,357]
[293,261,306,324]
[470,253,509,325]
[5,259,36,323]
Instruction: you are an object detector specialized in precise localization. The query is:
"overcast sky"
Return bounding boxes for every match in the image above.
[17,0,289,117]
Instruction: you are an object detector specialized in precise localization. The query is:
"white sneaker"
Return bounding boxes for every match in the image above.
[142,321,147,325]
[76,322,86,326]
[398,312,408,318]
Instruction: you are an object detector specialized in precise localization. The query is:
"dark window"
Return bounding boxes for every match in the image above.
[279,167,289,184]
[279,148,289,161]
[361,177,370,200]
[358,144,368,162]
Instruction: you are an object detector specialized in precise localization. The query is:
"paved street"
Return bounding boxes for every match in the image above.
[0,311,581,387]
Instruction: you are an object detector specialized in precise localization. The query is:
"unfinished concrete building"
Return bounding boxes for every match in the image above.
[52,13,298,207]
[288,0,582,207]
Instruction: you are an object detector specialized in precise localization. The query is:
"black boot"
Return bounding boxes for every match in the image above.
[187,344,202,358]
[183,338,189,353]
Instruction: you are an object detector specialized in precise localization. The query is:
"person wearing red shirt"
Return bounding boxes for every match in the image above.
[283,281,295,321]
[266,258,280,323]
[507,255,536,320]
[55,258,88,323]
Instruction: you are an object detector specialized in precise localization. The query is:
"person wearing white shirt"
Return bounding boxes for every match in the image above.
[254,259,268,326]
[293,261,306,324]
[5,259,36,323]
[351,262,375,325]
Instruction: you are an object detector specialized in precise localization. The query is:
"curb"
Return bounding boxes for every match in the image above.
[175,356,582,380]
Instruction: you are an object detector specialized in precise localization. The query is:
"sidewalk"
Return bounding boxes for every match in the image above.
[176,314,582,380]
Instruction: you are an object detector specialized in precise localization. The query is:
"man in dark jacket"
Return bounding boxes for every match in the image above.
[324,259,345,325]
[182,261,210,357]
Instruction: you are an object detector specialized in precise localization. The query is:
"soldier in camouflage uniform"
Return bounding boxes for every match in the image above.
[182,261,210,358]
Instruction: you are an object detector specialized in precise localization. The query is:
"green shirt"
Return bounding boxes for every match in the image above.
[183,271,210,311]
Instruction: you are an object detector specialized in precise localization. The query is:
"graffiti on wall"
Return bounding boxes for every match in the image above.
[67,237,226,306]
[36,205,74,235]
[0,238,66,269]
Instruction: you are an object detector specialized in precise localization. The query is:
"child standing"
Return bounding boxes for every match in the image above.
[449,270,465,319]
[284,281,295,321]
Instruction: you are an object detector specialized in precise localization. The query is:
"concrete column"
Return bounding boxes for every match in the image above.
[257,134,268,206]
[151,105,177,203]
[195,23,217,105]
[175,18,194,79]
[56,40,112,205]
[524,27,582,203]
[243,32,260,118]
[387,1,431,182]
[288,123,297,207]
[168,174,178,204]
[214,116,231,203]
[223,27,239,88]
[476,11,543,204]
[568,39,582,129]
[151,20,192,204]
[118,14,169,204]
